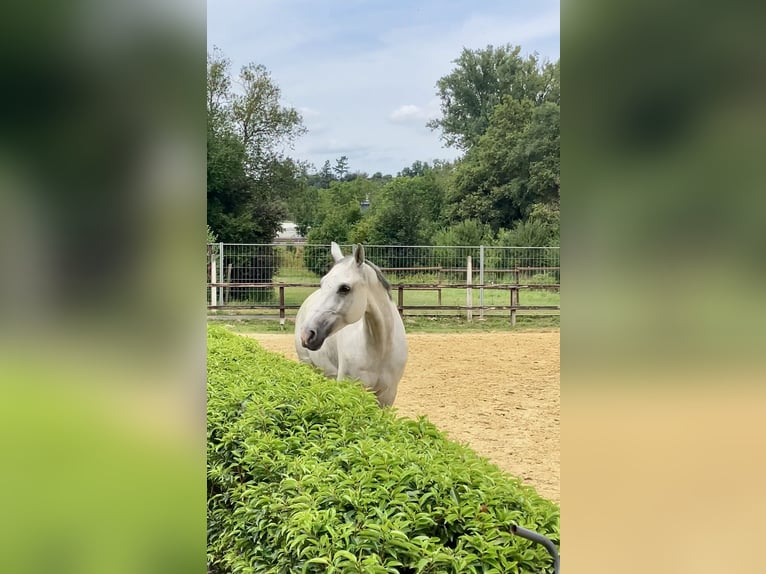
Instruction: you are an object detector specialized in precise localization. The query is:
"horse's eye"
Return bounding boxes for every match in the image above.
[338,284,351,295]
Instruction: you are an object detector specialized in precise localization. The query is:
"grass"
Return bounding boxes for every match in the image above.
[212,313,559,334]
[218,275,560,310]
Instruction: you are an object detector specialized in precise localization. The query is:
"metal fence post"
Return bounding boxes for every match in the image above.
[220,243,225,305]
[466,256,473,322]
[210,246,218,308]
[479,245,484,320]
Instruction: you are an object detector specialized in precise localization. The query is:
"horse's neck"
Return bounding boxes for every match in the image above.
[361,273,393,351]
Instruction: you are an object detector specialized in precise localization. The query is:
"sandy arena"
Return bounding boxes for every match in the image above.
[244,330,560,502]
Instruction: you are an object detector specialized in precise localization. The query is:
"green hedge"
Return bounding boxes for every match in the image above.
[207,327,560,573]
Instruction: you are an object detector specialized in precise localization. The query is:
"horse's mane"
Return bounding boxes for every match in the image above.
[365,260,392,299]
[341,256,391,299]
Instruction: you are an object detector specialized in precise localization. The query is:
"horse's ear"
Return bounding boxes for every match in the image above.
[330,242,344,263]
[353,244,365,266]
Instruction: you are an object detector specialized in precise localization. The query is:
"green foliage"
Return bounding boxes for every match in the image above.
[302,242,338,279]
[318,180,374,237]
[347,216,377,245]
[496,220,551,249]
[295,163,391,239]
[446,99,560,231]
[225,246,279,303]
[527,203,560,245]
[207,49,305,245]
[433,220,494,247]
[495,203,559,248]
[362,175,444,247]
[300,179,377,275]
[207,327,560,574]
[398,160,433,178]
[431,220,494,271]
[427,44,559,237]
[207,49,306,297]
[285,167,320,237]
[492,207,560,274]
[334,155,350,180]
[428,45,559,150]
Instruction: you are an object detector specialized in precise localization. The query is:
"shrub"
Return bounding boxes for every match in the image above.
[495,220,551,249]
[303,243,337,278]
[432,220,494,248]
[226,247,278,303]
[207,327,560,573]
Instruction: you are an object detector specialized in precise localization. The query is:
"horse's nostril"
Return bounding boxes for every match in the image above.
[307,329,316,342]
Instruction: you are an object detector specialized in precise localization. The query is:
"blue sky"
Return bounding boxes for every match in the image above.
[207,0,560,175]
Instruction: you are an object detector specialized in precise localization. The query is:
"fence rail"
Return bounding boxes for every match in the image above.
[207,243,559,323]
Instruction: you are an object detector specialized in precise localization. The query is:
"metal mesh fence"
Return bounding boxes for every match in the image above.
[207,243,559,317]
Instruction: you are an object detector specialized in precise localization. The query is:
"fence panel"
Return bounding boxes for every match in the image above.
[207,243,559,319]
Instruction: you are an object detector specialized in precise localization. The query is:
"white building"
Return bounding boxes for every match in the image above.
[274,221,305,244]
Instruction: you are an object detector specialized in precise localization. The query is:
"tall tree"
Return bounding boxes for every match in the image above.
[304,178,376,241]
[206,49,305,243]
[427,45,559,150]
[446,97,560,231]
[398,160,432,178]
[333,155,349,180]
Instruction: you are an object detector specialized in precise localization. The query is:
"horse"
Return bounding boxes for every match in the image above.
[294,242,408,407]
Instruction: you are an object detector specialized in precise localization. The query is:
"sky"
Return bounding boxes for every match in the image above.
[207,0,560,176]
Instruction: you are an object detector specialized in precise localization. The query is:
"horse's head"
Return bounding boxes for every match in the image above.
[299,242,370,351]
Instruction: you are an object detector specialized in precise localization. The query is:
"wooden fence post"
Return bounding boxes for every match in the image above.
[510,287,519,326]
[279,286,285,327]
[397,285,404,317]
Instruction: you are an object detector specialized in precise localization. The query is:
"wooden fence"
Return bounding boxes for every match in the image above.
[207,279,559,325]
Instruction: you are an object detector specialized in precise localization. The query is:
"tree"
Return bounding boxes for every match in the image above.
[206,49,305,244]
[494,206,560,272]
[398,160,431,178]
[333,155,349,180]
[427,45,559,150]
[363,175,444,246]
[207,49,305,300]
[302,178,377,275]
[432,219,494,246]
[319,161,334,187]
[445,97,560,231]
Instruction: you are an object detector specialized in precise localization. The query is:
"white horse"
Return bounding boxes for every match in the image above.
[294,242,408,407]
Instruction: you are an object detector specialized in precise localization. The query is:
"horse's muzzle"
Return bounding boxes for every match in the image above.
[300,328,323,351]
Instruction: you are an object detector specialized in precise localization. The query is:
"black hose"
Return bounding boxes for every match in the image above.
[510,524,560,574]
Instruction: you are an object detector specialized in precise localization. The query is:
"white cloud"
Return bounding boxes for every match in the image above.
[389,99,440,124]
[297,106,321,118]
[390,104,422,123]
